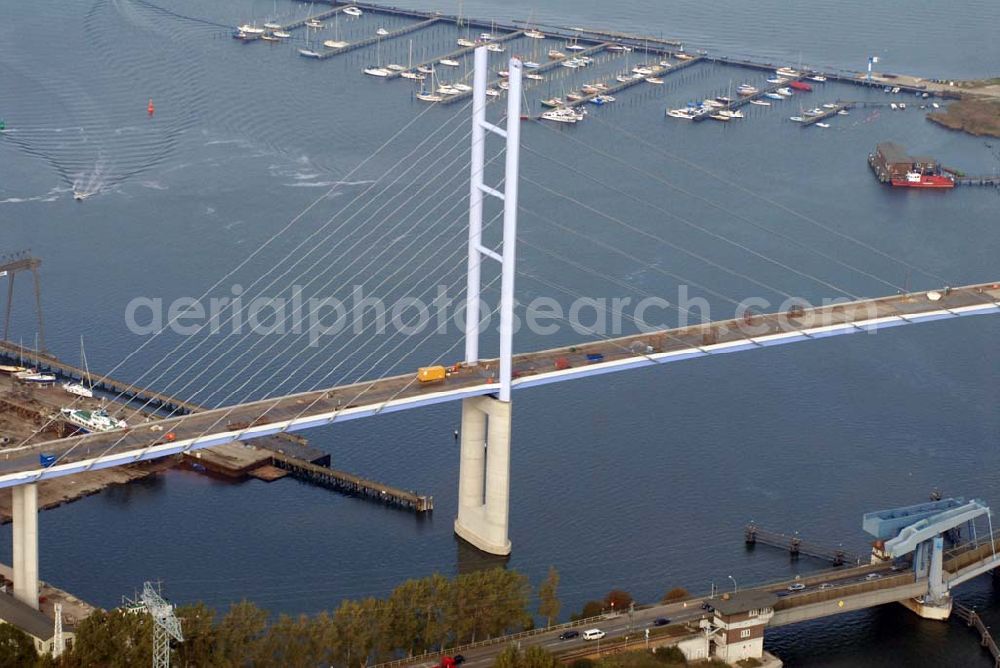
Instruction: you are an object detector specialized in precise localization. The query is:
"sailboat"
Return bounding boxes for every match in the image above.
[62,336,94,398]
[416,68,444,102]
[298,23,321,57]
[364,34,391,76]
[324,13,349,49]
[400,40,425,80]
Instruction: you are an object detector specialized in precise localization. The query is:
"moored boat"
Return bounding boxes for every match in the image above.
[324,39,349,49]
[890,171,955,189]
[298,48,321,58]
[62,382,93,398]
[343,6,363,17]
[457,38,476,47]
[524,29,545,39]
[788,80,812,92]
[364,67,391,77]
[439,58,460,67]
[548,49,566,60]
[749,99,771,106]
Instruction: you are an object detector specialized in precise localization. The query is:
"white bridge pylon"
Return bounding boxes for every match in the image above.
[455,48,522,555]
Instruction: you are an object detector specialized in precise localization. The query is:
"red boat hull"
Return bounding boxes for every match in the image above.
[890,175,955,189]
[789,81,812,91]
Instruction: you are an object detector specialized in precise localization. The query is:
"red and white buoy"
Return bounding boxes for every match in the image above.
[147,98,155,116]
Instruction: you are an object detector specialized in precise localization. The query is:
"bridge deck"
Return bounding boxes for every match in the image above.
[0,282,996,488]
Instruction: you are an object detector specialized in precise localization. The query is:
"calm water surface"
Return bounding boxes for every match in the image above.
[1,1,999,666]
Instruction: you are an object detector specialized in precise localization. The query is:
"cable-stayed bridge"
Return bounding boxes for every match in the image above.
[2,49,997,613]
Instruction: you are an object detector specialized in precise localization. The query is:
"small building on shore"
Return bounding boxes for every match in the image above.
[708,591,777,663]
[0,591,73,656]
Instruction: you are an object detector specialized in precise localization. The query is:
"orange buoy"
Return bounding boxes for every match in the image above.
[164,432,176,442]
[147,99,155,116]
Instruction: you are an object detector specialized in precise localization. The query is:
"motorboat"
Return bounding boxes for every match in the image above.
[764,92,783,100]
[400,71,425,80]
[766,77,788,84]
[837,109,849,115]
[453,83,472,92]
[486,43,504,53]
[386,64,406,72]
[264,22,281,29]
[566,91,585,101]
[666,108,699,120]
[548,49,566,60]
[815,122,830,128]
[273,30,291,38]
[788,115,805,122]
[439,59,460,67]
[525,73,544,81]
[607,44,632,52]
[60,408,127,433]
[437,85,461,95]
[775,67,800,77]
[524,29,545,39]
[809,75,827,82]
[718,109,743,119]
[260,34,280,42]
[479,32,493,41]
[589,94,615,105]
[749,99,771,106]
[305,19,324,29]
[645,77,664,84]
[805,107,824,116]
[523,61,540,69]
[343,6,363,17]
[457,38,476,47]
[822,103,838,109]
[237,23,265,35]
[364,67,391,77]
[497,70,509,78]
[324,39,349,49]
[631,66,654,76]
[417,65,434,74]
[659,60,671,67]
[376,28,389,36]
[541,97,564,108]
[485,88,500,97]
[776,87,793,97]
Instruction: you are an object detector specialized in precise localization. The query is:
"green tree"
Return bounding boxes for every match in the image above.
[174,602,217,667]
[215,600,268,665]
[523,645,558,668]
[603,589,633,611]
[660,588,689,604]
[61,608,152,667]
[494,644,521,668]
[537,567,561,627]
[572,600,604,621]
[0,623,37,667]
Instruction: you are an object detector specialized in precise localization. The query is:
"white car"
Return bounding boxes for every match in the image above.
[819,583,834,590]
[865,573,882,581]
[582,629,606,641]
[787,582,806,591]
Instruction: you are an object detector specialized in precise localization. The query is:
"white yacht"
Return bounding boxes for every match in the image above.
[343,6,363,17]
[60,407,127,433]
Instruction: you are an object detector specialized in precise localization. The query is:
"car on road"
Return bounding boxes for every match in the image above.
[701,602,714,612]
[775,591,790,597]
[787,582,806,591]
[582,629,606,641]
[559,630,580,640]
[819,583,834,590]
[652,617,670,626]
[865,573,882,581]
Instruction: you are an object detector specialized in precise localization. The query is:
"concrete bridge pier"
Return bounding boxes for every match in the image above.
[11,483,39,609]
[454,396,512,556]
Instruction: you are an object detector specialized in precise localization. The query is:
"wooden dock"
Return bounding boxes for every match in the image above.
[954,603,1000,668]
[237,6,345,40]
[271,452,433,512]
[309,17,442,60]
[386,30,524,80]
[799,102,854,127]
[745,523,865,566]
[543,56,702,119]
[440,42,613,106]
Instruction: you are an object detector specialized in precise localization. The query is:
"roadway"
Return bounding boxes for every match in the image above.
[0,282,997,488]
[391,562,909,667]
